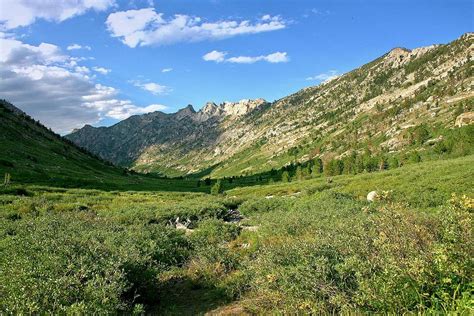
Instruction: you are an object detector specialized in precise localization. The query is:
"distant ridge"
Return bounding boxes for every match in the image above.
[66,33,473,177]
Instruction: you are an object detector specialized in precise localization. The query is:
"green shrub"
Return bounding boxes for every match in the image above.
[0,212,189,313]
[211,180,223,195]
[233,193,473,314]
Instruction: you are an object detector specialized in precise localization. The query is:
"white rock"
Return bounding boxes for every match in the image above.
[367,191,378,202]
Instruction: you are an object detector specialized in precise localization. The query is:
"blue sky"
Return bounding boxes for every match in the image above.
[0,0,472,133]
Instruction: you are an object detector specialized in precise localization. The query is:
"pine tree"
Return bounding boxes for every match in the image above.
[295,166,303,181]
[281,171,290,183]
[311,158,323,176]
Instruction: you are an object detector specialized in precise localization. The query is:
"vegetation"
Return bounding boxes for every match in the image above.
[1,155,472,313]
[63,34,474,179]
[0,34,473,314]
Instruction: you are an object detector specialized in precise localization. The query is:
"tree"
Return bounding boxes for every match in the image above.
[387,157,399,169]
[3,173,10,186]
[325,159,344,176]
[408,151,422,163]
[343,152,357,174]
[311,158,323,176]
[378,156,388,171]
[211,180,223,195]
[302,165,311,178]
[295,166,303,181]
[410,124,430,145]
[281,171,290,183]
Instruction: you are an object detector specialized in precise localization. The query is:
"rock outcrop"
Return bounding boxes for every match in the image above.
[455,112,474,127]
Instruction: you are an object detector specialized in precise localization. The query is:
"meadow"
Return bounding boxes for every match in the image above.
[1,155,472,314]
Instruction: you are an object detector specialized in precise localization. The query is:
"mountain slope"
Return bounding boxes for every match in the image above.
[67,33,474,177]
[0,100,202,191]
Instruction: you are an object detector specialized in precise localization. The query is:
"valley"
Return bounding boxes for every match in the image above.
[1,155,472,313]
[0,17,473,316]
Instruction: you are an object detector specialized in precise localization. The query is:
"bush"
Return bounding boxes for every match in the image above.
[211,180,223,195]
[233,193,473,314]
[0,212,189,313]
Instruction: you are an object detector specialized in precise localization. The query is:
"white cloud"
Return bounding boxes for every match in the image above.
[92,66,111,75]
[203,50,227,63]
[75,65,90,74]
[83,99,167,120]
[161,67,173,73]
[0,36,165,133]
[132,81,171,95]
[0,0,115,30]
[106,8,287,47]
[203,51,289,64]
[67,44,91,51]
[264,52,289,63]
[0,37,68,65]
[306,70,339,82]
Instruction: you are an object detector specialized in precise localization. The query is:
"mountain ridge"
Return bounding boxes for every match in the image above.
[66,33,473,177]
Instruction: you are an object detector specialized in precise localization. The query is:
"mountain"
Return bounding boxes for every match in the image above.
[0,100,203,191]
[67,33,474,177]
[67,98,270,176]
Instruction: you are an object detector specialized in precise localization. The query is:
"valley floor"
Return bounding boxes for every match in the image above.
[1,155,473,314]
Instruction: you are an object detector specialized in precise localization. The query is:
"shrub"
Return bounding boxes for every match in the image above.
[281,171,290,182]
[234,193,473,314]
[211,180,223,195]
[0,212,189,313]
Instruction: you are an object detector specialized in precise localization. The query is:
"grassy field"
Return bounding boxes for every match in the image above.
[1,155,472,314]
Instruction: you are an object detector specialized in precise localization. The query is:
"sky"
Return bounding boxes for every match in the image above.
[0,0,472,134]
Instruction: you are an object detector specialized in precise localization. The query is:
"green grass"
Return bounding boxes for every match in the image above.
[228,154,474,208]
[1,155,472,314]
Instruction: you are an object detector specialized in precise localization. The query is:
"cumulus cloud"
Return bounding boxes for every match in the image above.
[74,65,90,74]
[67,44,91,51]
[161,67,173,73]
[306,70,339,82]
[203,51,289,64]
[0,0,115,29]
[203,50,227,63]
[0,36,166,133]
[92,66,111,75]
[132,81,171,95]
[106,8,287,47]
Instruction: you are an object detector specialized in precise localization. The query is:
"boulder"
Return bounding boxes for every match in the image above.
[367,191,378,202]
[455,112,474,127]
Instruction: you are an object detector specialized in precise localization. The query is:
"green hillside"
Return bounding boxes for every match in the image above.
[0,100,203,192]
[67,33,474,178]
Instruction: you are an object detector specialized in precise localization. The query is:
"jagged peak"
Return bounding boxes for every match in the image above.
[174,104,196,119]
[385,47,412,62]
[460,32,473,40]
[389,47,411,54]
[179,104,196,113]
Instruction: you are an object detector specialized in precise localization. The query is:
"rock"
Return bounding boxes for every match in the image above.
[426,135,444,145]
[367,191,378,202]
[455,112,474,127]
[242,225,259,232]
[224,209,244,223]
[175,222,188,230]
